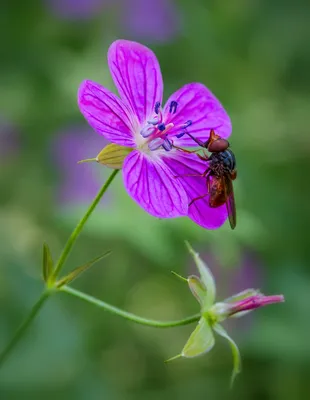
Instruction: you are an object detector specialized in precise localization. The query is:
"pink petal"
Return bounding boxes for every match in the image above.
[108,40,163,125]
[78,80,137,147]
[163,83,231,147]
[122,150,188,218]
[163,152,228,229]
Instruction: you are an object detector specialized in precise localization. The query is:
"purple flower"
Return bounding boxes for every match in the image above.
[0,118,20,163]
[51,125,109,206]
[78,40,231,228]
[121,0,181,42]
[45,0,104,20]
[44,0,180,42]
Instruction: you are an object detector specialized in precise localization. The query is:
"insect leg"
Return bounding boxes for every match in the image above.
[189,193,209,207]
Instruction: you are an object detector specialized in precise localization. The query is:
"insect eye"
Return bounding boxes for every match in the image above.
[208,139,229,152]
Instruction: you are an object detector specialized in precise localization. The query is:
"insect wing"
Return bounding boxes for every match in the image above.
[224,175,236,229]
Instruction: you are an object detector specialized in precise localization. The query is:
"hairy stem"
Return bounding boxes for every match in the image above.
[0,170,119,368]
[51,169,119,280]
[0,291,50,368]
[62,286,200,328]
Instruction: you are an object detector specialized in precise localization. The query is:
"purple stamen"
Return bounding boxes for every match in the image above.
[140,125,156,138]
[169,101,178,114]
[182,120,192,128]
[154,101,161,114]
[158,123,166,131]
[148,137,164,151]
[162,138,173,151]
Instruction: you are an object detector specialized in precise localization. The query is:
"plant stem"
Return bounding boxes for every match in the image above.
[0,291,50,368]
[0,170,119,368]
[62,286,200,328]
[51,169,119,280]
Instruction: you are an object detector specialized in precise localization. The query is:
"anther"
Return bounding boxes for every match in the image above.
[162,138,173,151]
[148,137,164,151]
[182,120,192,128]
[157,123,166,131]
[169,101,178,114]
[154,101,161,114]
[140,125,156,138]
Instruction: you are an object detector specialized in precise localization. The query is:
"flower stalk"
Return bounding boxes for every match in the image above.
[0,169,200,368]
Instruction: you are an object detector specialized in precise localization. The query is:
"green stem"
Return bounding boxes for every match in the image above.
[62,286,200,328]
[0,291,50,368]
[0,170,119,368]
[51,169,119,280]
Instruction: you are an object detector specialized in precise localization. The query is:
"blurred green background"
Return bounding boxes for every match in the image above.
[1,0,310,399]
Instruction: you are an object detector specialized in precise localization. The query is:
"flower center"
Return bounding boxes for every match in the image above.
[138,101,192,152]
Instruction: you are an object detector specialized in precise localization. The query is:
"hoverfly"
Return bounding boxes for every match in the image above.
[176,129,237,229]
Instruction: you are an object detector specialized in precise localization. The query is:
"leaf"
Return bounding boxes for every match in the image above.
[96,143,133,169]
[56,251,111,288]
[213,323,241,387]
[188,275,208,307]
[42,243,54,282]
[185,241,216,310]
[182,317,215,358]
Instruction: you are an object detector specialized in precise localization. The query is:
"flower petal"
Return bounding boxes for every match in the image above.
[122,150,188,218]
[163,152,228,229]
[163,83,231,146]
[78,80,136,147]
[108,40,164,124]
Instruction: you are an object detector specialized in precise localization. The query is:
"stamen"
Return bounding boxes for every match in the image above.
[140,125,156,138]
[176,120,192,138]
[154,101,161,114]
[148,137,164,151]
[169,101,178,114]
[162,138,173,151]
[147,116,159,125]
[158,123,166,132]
[182,120,192,128]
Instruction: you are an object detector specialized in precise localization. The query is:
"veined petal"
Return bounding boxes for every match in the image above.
[163,152,228,229]
[163,83,231,146]
[78,80,136,147]
[108,40,164,125]
[122,150,188,218]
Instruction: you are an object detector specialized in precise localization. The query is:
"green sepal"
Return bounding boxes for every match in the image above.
[171,270,188,282]
[42,242,54,282]
[213,323,241,387]
[185,241,216,310]
[96,143,133,169]
[188,275,208,308]
[182,317,215,358]
[56,251,111,288]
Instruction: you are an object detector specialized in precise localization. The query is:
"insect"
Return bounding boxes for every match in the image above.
[176,129,237,229]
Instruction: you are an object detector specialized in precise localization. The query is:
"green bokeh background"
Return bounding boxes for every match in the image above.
[1,0,310,399]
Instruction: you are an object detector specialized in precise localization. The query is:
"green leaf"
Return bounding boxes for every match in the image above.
[42,243,54,282]
[213,323,241,387]
[182,317,215,358]
[185,241,216,309]
[56,251,111,288]
[188,275,208,307]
